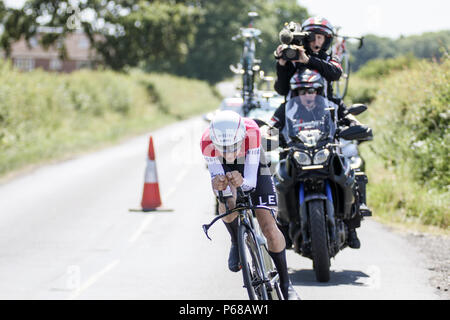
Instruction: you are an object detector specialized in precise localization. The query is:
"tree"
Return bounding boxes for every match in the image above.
[0,0,202,70]
[348,31,450,71]
[0,0,311,82]
[157,0,309,83]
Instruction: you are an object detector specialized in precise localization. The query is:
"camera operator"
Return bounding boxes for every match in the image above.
[271,17,353,134]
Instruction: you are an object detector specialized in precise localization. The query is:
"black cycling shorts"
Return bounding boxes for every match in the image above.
[249,172,278,207]
[219,162,277,207]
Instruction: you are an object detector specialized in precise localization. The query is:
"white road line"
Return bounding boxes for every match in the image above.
[68,259,120,300]
[128,215,155,243]
[128,167,191,244]
[164,167,190,199]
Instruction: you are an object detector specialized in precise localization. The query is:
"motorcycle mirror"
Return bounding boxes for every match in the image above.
[347,103,367,116]
[339,125,373,141]
[358,37,364,49]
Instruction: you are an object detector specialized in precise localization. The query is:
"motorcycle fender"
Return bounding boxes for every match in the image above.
[304,194,328,202]
[303,193,338,256]
[301,193,327,245]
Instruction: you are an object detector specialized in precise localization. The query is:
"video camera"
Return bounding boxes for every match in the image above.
[276,22,315,61]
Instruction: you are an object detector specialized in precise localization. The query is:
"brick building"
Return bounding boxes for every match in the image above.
[6,31,99,72]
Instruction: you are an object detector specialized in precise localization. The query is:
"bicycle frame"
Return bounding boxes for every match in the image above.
[202,188,282,300]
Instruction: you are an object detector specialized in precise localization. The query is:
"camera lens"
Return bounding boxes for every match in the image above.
[285,48,297,59]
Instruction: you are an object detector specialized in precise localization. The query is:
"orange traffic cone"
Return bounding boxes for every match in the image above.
[141,136,162,211]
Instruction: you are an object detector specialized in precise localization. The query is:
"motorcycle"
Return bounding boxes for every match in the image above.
[273,95,373,282]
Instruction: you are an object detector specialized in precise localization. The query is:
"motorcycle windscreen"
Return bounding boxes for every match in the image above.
[282,95,335,145]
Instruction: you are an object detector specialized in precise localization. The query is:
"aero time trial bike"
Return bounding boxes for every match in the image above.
[202,187,284,300]
[230,12,262,116]
[331,28,364,100]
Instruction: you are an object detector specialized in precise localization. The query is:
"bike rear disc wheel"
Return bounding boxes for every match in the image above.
[238,224,269,300]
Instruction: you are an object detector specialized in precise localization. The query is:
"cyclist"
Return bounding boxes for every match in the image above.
[274,70,363,249]
[200,110,296,299]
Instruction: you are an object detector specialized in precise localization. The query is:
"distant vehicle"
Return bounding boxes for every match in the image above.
[203,96,244,123]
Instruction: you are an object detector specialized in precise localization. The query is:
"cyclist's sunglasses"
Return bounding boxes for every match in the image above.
[298,88,318,95]
[214,141,243,154]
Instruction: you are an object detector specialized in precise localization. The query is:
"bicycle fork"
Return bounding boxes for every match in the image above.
[239,216,281,299]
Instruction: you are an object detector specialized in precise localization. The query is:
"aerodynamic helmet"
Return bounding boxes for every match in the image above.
[209,110,246,153]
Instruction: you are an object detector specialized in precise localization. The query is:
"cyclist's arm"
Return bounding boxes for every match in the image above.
[241,121,261,192]
[204,156,232,195]
[305,56,342,82]
[242,147,260,191]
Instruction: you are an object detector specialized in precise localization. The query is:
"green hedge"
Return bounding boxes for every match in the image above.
[0,62,219,177]
[358,57,449,229]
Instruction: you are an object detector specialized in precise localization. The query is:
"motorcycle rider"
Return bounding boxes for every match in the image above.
[274,70,363,249]
[272,16,363,139]
[271,17,362,248]
[200,110,297,299]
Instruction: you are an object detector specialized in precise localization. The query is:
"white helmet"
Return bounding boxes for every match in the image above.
[210,110,246,153]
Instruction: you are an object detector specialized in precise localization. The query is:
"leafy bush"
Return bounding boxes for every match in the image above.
[0,61,219,176]
[345,76,379,105]
[356,54,418,79]
[372,57,449,189]
[361,56,449,229]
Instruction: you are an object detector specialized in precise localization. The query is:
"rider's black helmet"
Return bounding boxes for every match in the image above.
[290,69,326,96]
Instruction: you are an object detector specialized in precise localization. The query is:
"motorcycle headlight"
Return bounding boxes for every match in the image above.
[293,151,311,166]
[313,149,330,164]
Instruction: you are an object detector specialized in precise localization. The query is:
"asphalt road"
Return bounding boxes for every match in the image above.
[0,117,441,300]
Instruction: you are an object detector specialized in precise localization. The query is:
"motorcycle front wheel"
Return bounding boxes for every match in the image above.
[308,200,330,282]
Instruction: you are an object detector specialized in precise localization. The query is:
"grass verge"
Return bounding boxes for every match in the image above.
[0,63,220,180]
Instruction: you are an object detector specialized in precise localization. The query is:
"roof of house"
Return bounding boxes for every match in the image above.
[9,31,98,61]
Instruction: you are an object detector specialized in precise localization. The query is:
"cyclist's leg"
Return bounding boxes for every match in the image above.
[254,207,289,296]
[251,173,292,299]
[255,208,285,252]
[215,186,237,220]
[215,188,241,272]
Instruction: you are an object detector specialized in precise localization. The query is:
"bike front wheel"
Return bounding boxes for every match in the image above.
[238,224,269,300]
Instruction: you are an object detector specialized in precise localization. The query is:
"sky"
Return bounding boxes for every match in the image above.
[4,0,450,39]
[298,0,450,38]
